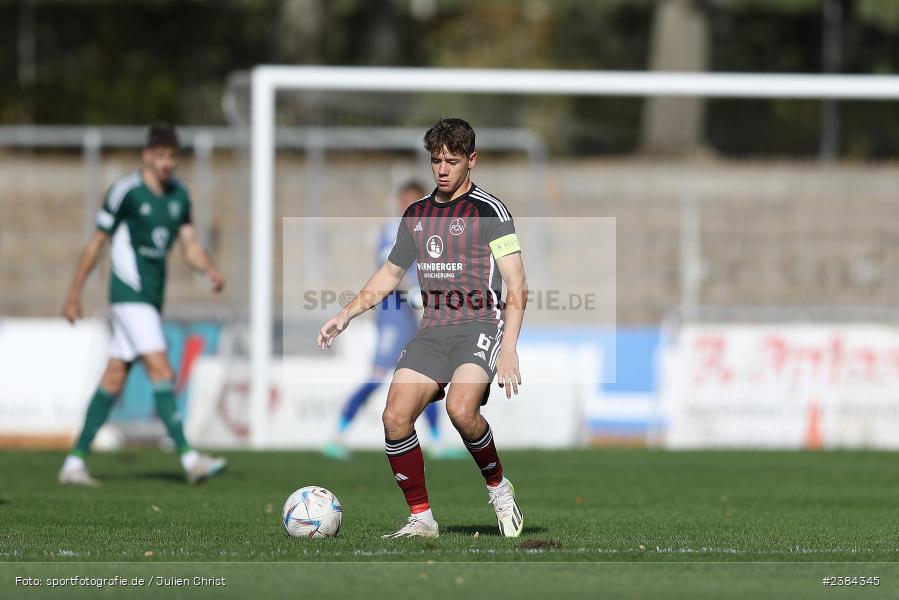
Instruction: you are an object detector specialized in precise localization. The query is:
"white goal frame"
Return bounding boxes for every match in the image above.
[250,65,899,448]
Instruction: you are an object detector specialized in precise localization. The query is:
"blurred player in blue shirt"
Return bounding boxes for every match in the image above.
[323,181,460,460]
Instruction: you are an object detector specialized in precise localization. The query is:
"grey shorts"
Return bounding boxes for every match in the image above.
[394,321,504,405]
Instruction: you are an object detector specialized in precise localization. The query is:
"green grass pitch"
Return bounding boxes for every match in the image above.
[2,449,899,598]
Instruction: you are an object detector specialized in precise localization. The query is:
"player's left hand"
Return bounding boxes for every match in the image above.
[207,267,225,293]
[495,346,522,399]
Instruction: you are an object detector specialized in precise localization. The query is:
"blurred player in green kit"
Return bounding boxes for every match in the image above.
[59,124,227,486]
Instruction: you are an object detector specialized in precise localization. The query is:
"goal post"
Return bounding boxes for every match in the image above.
[249,66,899,449]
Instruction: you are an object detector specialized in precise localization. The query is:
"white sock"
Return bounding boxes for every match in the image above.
[180,450,199,471]
[63,454,85,472]
[412,508,436,525]
[487,477,508,491]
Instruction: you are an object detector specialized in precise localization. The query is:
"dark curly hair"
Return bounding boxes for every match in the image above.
[423,117,475,156]
[145,123,180,150]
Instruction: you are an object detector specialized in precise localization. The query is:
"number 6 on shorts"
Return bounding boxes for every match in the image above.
[476,333,491,351]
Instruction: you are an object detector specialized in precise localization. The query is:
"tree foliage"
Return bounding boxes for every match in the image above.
[1,0,898,157]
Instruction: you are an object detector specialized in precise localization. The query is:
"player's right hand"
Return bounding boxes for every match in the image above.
[62,298,82,324]
[317,312,350,351]
[207,267,226,293]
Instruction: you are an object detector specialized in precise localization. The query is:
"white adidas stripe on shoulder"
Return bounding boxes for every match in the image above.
[470,188,510,221]
[106,172,142,214]
[471,188,507,216]
[471,187,508,214]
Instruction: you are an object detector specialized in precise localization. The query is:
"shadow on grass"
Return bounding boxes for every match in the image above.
[444,524,548,536]
[103,471,187,483]
[102,468,242,484]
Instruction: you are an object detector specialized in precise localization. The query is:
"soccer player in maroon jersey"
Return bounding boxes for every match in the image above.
[318,117,528,538]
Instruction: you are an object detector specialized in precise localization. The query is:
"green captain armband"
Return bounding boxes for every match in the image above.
[489,233,521,258]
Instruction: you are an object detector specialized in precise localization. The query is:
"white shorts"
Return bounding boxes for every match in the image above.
[108,303,167,362]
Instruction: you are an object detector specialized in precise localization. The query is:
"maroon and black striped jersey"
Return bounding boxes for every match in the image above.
[387,183,519,329]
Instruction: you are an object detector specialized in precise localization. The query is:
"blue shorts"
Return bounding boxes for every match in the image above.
[372,305,419,371]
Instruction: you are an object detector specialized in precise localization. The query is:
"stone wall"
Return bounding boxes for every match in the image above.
[2,150,897,325]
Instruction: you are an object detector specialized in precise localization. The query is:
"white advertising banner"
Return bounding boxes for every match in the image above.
[186,321,598,449]
[661,324,899,449]
[0,319,107,438]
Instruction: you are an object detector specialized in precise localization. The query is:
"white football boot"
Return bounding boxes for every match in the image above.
[488,478,523,537]
[382,515,440,539]
[58,464,100,487]
[185,453,227,484]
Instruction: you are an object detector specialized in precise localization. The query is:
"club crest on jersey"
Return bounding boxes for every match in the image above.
[139,203,152,216]
[152,227,170,250]
[168,201,181,220]
[426,235,444,258]
[414,220,423,232]
[449,217,465,236]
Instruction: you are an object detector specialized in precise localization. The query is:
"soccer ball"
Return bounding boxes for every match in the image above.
[282,486,343,538]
